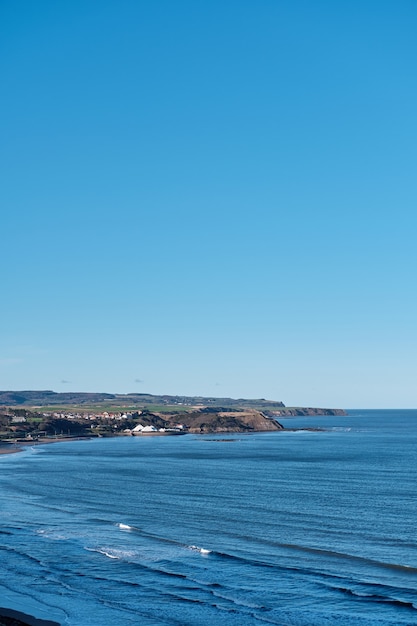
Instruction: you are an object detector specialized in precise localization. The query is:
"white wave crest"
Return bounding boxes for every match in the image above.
[99,549,119,559]
[86,546,137,560]
[189,545,211,555]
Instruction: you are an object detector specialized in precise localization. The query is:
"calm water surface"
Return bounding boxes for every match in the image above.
[1,409,417,625]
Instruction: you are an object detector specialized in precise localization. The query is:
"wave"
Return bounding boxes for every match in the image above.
[83,536,417,621]
[115,522,212,556]
[35,528,74,542]
[85,546,138,561]
[102,520,417,586]
[274,542,417,574]
[0,544,45,568]
[206,525,417,575]
[82,520,417,623]
[82,547,274,620]
[189,545,212,555]
[96,548,120,560]
[336,586,417,610]
[112,520,409,574]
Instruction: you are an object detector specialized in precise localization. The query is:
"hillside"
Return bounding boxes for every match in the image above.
[165,408,283,433]
[0,406,282,438]
[0,390,286,410]
[0,391,345,416]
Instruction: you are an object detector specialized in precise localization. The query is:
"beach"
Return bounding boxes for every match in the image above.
[0,438,91,456]
[0,443,23,455]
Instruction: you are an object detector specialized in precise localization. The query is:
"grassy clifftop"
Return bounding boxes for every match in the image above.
[0,390,286,411]
[0,391,346,437]
[166,408,283,433]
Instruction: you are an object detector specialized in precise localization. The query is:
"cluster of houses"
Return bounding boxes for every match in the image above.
[1,408,188,439]
[44,411,187,436]
[47,411,137,421]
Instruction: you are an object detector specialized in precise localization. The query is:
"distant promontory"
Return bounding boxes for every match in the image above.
[0,391,346,439]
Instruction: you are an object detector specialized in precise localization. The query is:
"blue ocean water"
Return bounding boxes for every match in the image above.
[1,409,417,625]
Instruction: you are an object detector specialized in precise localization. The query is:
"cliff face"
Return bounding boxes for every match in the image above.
[264,408,347,417]
[167,409,283,434]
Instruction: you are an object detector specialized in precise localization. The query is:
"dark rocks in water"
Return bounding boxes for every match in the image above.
[0,608,60,626]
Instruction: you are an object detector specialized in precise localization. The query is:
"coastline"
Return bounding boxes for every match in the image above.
[0,437,92,456]
[0,607,60,626]
[0,443,24,455]
[0,425,330,457]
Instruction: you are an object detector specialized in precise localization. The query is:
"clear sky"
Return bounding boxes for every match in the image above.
[1,1,416,408]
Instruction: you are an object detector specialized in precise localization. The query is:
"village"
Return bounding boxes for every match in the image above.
[0,407,187,441]
[0,403,286,442]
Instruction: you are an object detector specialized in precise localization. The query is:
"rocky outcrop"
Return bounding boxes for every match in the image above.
[0,606,60,625]
[172,409,283,434]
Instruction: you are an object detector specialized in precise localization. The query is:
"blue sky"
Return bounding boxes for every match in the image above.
[1,1,416,408]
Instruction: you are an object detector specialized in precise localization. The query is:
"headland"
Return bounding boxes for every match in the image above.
[0,390,346,446]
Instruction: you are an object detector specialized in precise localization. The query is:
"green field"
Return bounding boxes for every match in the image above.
[24,403,193,414]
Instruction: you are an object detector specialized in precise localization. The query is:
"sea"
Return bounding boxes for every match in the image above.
[1,409,417,626]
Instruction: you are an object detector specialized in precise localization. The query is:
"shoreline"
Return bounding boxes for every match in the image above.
[0,607,60,626]
[0,420,343,625]
[0,437,92,456]
[0,426,329,458]
[0,444,24,455]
